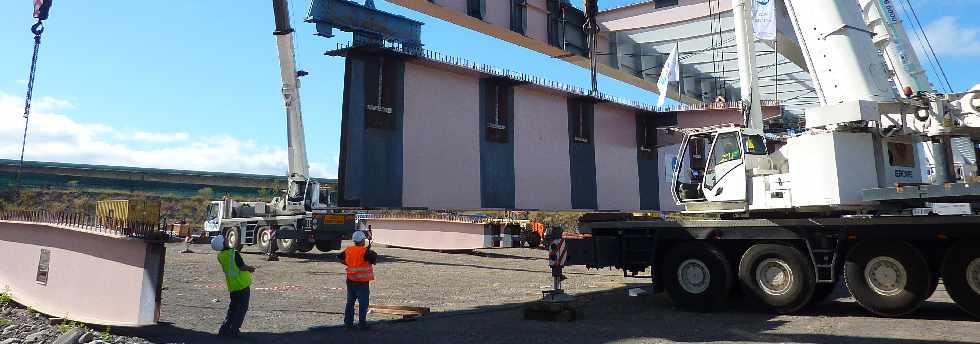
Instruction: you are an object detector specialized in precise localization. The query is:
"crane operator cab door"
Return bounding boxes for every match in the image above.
[702,129,747,203]
[673,127,753,212]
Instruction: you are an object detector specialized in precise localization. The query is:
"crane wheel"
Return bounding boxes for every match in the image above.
[297,241,315,253]
[316,240,341,253]
[738,244,816,314]
[844,241,931,317]
[942,240,980,319]
[225,227,243,251]
[809,282,839,306]
[662,242,733,312]
[257,227,273,253]
[278,239,298,254]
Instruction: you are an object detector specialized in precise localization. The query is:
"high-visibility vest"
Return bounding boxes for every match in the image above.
[344,246,374,282]
[218,249,252,292]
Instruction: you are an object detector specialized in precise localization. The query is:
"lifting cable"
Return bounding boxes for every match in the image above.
[17,0,53,190]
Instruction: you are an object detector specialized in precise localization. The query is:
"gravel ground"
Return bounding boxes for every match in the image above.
[65,242,980,343]
[0,304,152,344]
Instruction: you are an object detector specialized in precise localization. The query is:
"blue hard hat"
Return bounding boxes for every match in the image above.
[352,230,366,243]
[211,235,226,251]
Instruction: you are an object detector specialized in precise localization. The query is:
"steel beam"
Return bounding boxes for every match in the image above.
[306,0,423,46]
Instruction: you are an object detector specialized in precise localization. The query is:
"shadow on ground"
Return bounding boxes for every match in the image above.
[118,284,977,344]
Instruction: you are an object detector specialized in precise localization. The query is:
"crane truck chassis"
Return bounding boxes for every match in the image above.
[203,198,355,254]
[562,213,980,318]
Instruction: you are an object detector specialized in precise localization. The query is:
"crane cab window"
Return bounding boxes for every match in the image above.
[206,203,219,221]
[674,133,711,201]
[710,132,742,167]
[887,142,916,167]
[702,132,741,190]
[743,134,767,155]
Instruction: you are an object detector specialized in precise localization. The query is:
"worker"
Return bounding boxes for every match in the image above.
[266,227,279,261]
[212,235,256,337]
[338,230,377,330]
[721,142,741,162]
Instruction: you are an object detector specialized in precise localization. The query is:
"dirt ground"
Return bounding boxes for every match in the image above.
[115,242,980,344]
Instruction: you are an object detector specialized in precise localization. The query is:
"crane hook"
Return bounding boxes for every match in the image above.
[31,20,44,36]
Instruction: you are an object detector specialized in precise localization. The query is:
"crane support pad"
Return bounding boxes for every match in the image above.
[306,0,423,46]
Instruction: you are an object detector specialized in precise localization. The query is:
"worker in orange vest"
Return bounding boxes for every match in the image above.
[339,230,377,330]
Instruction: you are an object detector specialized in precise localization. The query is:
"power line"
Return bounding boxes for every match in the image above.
[901,0,953,92]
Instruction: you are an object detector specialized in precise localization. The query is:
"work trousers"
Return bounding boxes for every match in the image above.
[344,280,370,327]
[219,287,250,336]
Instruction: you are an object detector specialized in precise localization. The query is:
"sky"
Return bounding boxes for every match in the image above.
[0,0,978,179]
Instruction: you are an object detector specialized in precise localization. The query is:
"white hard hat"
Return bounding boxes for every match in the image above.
[211,235,226,251]
[352,230,367,243]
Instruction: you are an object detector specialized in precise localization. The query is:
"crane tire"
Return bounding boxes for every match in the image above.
[942,240,980,319]
[738,244,816,314]
[844,241,931,317]
[662,242,733,312]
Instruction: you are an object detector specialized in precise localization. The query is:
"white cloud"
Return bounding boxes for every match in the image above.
[0,93,337,178]
[910,16,980,57]
[131,131,189,143]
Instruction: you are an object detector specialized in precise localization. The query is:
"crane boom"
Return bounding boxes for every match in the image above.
[732,0,764,130]
[272,0,312,211]
[859,0,931,93]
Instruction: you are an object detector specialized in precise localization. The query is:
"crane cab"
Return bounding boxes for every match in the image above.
[672,126,787,213]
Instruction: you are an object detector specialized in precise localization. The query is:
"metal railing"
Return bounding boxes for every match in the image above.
[357,211,493,224]
[0,209,169,241]
[333,41,784,114]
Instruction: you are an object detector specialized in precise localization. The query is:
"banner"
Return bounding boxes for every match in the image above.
[656,45,679,107]
[752,0,776,41]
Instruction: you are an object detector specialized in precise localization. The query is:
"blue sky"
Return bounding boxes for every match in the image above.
[0,0,977,178]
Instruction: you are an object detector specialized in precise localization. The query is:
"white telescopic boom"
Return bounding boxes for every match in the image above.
[784,0,895,106]
[732,0,764,130]
[272,0,310,203]
[859,0,931,93]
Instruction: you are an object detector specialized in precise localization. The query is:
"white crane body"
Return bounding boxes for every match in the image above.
[671,0,980,215]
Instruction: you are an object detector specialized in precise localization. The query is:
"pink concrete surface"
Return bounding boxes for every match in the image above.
[598,0,732,32]
[485,0,511,28]
[402,62,483,209]
[514,86,573,210]
[431,0,467,13]
[525,0,549,42]
[0,221,162,326]
[593,103,641,211]
[365,219,490,250]
[675,109,744,128]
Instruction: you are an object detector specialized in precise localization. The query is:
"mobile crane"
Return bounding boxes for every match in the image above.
[202,0,355,254]
[562,0,980,319]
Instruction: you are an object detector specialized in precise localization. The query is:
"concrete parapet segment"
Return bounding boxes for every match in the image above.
[0,220,165,326]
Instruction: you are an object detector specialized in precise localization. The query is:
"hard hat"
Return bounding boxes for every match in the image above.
[352,230,367,243]
[211,235,226,251]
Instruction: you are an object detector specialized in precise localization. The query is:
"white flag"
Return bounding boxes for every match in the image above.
[656,46,679,107]
[752,0,776,40]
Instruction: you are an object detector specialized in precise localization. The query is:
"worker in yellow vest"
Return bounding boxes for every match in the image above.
[212,235,256,337]
[338,230,377,330]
